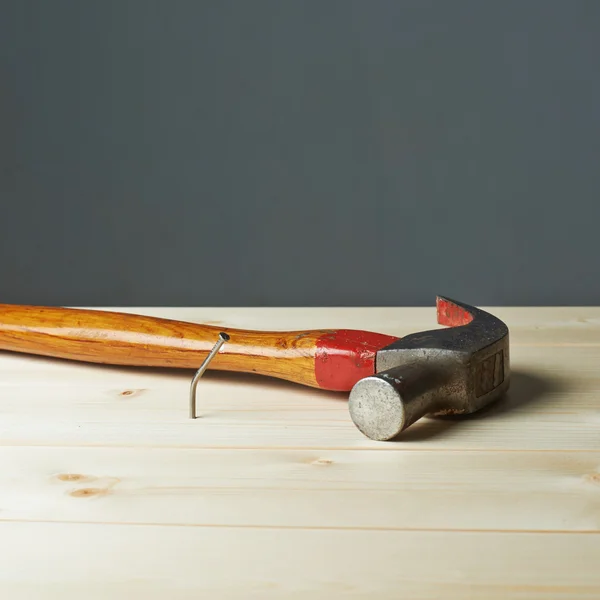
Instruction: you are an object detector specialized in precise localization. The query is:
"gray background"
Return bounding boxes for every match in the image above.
[1,0,598,307]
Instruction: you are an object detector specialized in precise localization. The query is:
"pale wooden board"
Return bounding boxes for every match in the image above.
[0,306,599,598]
[1,446,600,531]
[0,523,599,600]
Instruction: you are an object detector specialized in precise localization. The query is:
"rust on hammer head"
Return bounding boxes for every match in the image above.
[348,296,510,441]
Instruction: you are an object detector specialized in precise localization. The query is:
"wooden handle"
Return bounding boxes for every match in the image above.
[0,305,399,391]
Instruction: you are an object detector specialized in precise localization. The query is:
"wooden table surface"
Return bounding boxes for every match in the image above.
[1,306,599,599]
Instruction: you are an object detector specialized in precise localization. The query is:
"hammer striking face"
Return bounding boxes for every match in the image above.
[0,296,509,440]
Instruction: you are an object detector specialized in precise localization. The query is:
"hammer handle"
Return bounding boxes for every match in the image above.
[0,305,398,392]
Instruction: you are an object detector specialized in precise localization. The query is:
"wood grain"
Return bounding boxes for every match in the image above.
[0,523,598,600]
[1,446,599,531]
[0,305,397,391]
[1,306,599,599]
[0,304,326,386]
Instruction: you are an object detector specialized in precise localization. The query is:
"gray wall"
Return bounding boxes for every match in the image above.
[1,0,599,307]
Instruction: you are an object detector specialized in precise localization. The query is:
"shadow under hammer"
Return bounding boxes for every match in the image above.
[396,369,563,442]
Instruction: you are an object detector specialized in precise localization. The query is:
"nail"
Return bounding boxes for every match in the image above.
[189,332,230,419]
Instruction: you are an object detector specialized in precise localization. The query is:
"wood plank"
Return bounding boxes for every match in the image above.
[0,447,599,532]
[89,305,600,330]
[0,522,598,599]
[1,306,599,598]
[3,418,599,451]
[89,305,600,344]
[0,344,598,451]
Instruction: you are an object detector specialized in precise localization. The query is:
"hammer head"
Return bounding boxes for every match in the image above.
[348,297,510,441]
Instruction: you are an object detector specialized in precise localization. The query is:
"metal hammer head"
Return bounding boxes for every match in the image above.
[348,297,510,441]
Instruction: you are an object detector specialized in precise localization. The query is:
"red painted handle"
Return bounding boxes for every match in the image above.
[313,330,399,391]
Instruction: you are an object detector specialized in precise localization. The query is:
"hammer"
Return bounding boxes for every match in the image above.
[0,296,509,440]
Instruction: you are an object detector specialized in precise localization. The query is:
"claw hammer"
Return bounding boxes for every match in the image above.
[0,296,509,440]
